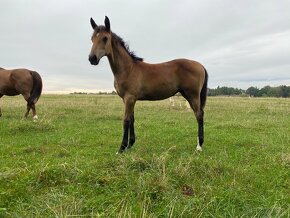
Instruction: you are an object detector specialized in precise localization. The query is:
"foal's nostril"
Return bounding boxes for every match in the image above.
[88,55,99,65]
[88,55,94,62]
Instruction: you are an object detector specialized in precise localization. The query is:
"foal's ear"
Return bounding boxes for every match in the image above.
[104,16,110,32]
[90,17,98,30]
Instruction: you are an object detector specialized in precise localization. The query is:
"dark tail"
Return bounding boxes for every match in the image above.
[28,71,43,105]
[200,67,208,110]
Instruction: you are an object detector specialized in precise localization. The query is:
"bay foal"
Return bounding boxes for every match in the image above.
[88,17,208,154]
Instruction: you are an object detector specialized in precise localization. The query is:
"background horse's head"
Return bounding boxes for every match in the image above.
[89,16,112,65]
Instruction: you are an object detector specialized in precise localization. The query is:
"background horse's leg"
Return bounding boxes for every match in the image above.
[118,97,136,154]
[22,93,38,120]
[22,94,31,118]
[0,94,3,117]
[30,104,38,120]
[181,92,204,151]
[25,103,37,120]
[24,103,30,118]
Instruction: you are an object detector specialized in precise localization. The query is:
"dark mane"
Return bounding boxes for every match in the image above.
[94,25,143,62]
[112,32,143,62]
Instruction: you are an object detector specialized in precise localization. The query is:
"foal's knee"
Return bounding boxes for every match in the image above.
[123,119,130,128]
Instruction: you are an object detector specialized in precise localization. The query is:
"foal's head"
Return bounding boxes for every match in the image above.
[89,16,112,65]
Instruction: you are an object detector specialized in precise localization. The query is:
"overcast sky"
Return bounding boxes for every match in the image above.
[1,0,290,92]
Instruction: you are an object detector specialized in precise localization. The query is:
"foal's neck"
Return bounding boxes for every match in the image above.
[107,39,134,76]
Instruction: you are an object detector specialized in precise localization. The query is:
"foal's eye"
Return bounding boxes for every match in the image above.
[103,37,108,43]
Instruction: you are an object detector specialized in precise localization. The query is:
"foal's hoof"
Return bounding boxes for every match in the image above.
[116,147,126,155]
[116,150,124,155]
[126,145,133,150]
[196,144,202,151]
[33,115,38,122]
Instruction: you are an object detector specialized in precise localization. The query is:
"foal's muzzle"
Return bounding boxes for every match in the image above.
[88,55,99,65]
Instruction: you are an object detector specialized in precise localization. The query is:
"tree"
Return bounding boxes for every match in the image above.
[278,85,290,98]
[259,86,271,97]
[208,85,289,97]
[246,87,260,97]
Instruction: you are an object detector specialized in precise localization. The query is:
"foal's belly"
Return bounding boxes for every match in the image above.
[138,94,176,101]
[138,86,178,101]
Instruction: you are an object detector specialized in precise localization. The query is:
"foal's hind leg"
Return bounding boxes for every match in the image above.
[182,92,204,151]
[0,94,3,117]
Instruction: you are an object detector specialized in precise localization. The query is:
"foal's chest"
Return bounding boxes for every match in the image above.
[114,80,122,97]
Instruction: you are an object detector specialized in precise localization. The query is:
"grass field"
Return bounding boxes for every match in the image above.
[0,95,289,217]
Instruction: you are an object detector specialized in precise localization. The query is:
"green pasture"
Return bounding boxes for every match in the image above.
[0,95,289,217]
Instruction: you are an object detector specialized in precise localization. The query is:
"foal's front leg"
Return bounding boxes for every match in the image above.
[118,97,136,154]
[128,113,135,149]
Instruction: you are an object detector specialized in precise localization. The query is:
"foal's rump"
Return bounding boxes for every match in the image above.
[174,59,206,90]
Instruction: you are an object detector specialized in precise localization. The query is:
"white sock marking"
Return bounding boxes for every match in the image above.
[196,144,202,151]
[196,137,202,151]
[33,115,38,121]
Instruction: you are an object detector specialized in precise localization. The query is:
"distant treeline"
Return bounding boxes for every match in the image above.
[70,91,118,95]
[208,85,290,97]
[71,85,290,98]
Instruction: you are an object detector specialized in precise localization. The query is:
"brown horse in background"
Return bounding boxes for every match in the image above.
[89,17,208,154]
[0,68,42,120]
